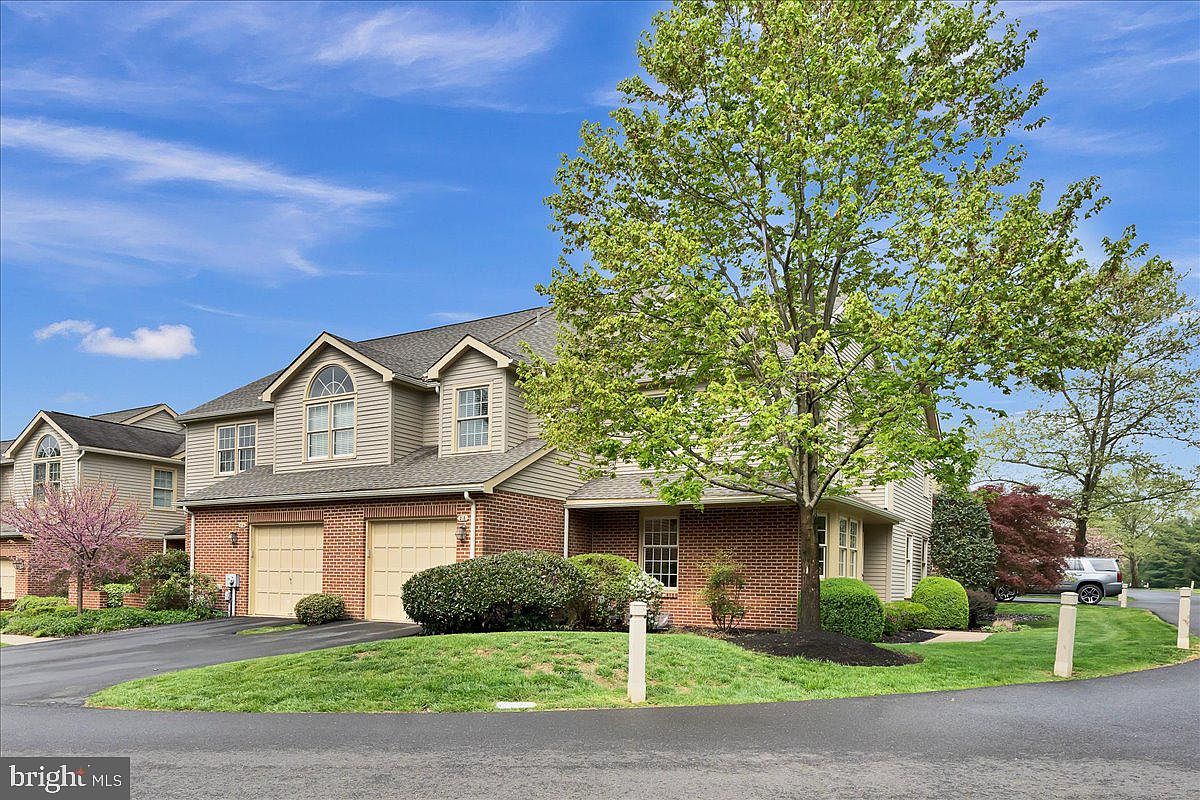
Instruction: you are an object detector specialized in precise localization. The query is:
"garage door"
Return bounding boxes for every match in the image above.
[0,558,14,601]
[250,523,323,617]
[367,519,457,622]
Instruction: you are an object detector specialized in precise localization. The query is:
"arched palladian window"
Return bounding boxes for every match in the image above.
[33,434,62,501]
[306,365,355,460]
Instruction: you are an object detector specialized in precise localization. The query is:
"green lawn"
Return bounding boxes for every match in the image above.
[235,623,306,636]
[88,603,1197,713]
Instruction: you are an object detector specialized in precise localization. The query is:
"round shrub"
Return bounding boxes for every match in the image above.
[403,550,587,634]
[102,582,136,608]
[818,578,884,642]
[882,600,929,636]
[569,553,664,630]
[294,593,346,625]
[12,595,70,614]
[144,578,189,611]
[912,576,969,630]
[965,588,998,628]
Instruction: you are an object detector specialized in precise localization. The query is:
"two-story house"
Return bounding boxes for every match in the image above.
[181,307,932,628]
[1,404,186,608]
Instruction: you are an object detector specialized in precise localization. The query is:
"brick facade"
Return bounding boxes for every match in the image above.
[1,537,61,609]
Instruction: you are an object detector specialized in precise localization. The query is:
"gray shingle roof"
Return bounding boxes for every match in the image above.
[569,472,759,502]
[45,412,184,459]
[90,404,162,423]
[1,439,14,466]
[179,306,555,421]
[184,438,548,504]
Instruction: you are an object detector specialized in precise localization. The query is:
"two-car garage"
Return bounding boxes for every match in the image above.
[248,518,457,623]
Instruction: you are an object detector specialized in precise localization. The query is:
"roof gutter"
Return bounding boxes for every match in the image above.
[565,493,904,524]
[78,446,185,466]
[183,482,488,508]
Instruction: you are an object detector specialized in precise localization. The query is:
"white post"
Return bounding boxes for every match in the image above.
[1178,587,1192,650]
[627,601,647,704]
[1053,592,1078,678]
[1119,587,1127,608]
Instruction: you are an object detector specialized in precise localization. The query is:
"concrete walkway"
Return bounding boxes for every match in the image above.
[919,629,993,643]
[0,634,57,646]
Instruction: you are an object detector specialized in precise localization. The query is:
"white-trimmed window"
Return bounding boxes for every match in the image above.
[642,515,679,590]
[816,514,828,578]
[152,468,175,509]
[306,365,355,460]
[838,516,860,578]
[456,387,489,450]
[33,434,61,501]
[217,422,256,475]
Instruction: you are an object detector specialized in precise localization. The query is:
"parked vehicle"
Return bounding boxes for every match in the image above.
[994,557,1123,605]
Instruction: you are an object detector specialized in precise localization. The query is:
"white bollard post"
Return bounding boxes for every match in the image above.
[1178,588,1192,650]
[628,601,647,704]
[1119,588,1127,608]
[1053,592,1078,678]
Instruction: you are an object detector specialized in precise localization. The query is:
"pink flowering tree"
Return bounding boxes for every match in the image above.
[0,481,143,613]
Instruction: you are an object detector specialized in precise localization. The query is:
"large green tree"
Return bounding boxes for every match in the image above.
[524,0,1110,629]
[987,245,1199,556]
[1094,468,1198,587]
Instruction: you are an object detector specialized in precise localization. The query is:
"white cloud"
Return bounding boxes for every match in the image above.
[52,391,91,405]
[1024,123,1165,156]
[34,319,96,340]
[34,319,198,360]
[1,118,390,206]
[427,311,478,323]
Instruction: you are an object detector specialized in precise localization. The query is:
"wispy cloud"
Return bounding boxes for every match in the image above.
[2,118,390,206]
[427,311,479,323]
[0,68,265,117]
[52,391,91,406]
[35,319,198,359]
[1024,123,1165,156]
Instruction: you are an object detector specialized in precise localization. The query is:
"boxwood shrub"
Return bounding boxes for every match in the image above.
[818,578,884,642]
[569,553,663,630]
[912,576,969,630]
[882,600,929,636]
[294,593,346,625]
[403,550,587,634]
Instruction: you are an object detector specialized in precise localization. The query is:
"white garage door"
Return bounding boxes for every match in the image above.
[367,519,457,623]
[250,523,323,617]
[0,558,15,601]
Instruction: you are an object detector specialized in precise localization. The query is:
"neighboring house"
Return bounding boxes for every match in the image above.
[182,308,932,628]
[0,404,186,608]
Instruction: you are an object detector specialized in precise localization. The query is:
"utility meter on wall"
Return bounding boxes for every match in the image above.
[225,573,239,589]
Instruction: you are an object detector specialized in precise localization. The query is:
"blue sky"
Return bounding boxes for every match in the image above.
[1,0,1197,469]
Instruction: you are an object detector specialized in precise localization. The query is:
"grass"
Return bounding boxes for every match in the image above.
[236,623,306,636]
[88,603,1197,713]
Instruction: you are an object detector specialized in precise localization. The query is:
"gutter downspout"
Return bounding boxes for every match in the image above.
[562,506,570,557]
[188,511,196,576]
[464,490,476,559]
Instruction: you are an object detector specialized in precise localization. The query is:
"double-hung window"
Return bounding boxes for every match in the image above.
[152,469,175,509]
[816,514,827,578]
[32,435,61,501]
[217,422,256,475]
[642,515,679,590]
[306,365,355,460]
[838,517,860,578]
[456,387,489,450]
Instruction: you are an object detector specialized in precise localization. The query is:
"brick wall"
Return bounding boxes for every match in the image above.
[580,505,805,629]
[0,537,60,608]
[477,492,565,556]
[65,537,165,610]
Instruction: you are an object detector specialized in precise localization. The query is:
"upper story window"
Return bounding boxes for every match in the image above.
[32,434,61,501]
[217,422,257,475]
[152,468,175,509]
[307,365,355,460]
[456,387,489,450]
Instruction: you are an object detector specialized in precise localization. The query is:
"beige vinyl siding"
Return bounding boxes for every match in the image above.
[438,350,506,456]
[273,350,392,473]
[862,524,890,599]
[11,422,78,500]
[504,372,530,448]
[496,451,586,500]
[129,409,182,433]
[886,467,934,600]
[391,385,429,460]
[79,452,185,538]
[1,465,14,533]
[422,391,440,447]
[183,412,274,495]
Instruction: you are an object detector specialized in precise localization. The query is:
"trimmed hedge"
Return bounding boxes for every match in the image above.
[966,589,998,628]
[1,606,217,637]
[569,553,663,630]
[818,578,884,642]
[403,550,587,634]
[912,576,969,630]
[12,595,70,614]
[102,583,136,608]
[294,593,346,625]
[882,600,929,636]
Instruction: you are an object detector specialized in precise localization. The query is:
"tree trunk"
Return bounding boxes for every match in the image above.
[1127,554,1139,588]
[75,571,84,614]
[796,503,821,631]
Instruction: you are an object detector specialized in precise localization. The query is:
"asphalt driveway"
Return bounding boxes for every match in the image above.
[0,616,416,705]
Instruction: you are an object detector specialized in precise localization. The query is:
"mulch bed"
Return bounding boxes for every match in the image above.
[880,629,939,644]
[677,627,921,667]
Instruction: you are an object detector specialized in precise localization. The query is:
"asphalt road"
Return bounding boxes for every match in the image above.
[2,608,1197,799]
